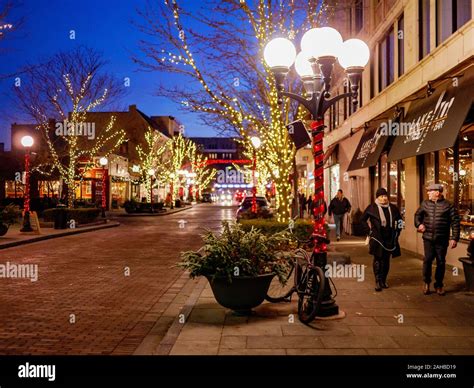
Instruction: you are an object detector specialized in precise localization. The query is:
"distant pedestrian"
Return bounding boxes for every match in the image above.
[362,188,403,292]
[415,183,460,296]
[299,193,306,218]
[306,195,313,216]
[328,189,351,241]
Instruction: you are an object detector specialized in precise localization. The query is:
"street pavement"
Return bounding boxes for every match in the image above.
[145,229,474,356]
[0,204,232,355]
[1,204,473,355]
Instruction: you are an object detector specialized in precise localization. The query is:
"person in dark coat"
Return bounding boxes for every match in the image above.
[328,189,351,241]
[299,193,306,218]
[362,188,403,292]
[306,195,313,216]
[415,183,460,296]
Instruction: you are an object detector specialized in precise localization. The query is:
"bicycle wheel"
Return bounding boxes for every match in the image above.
[265,259,301,303]
[297,266,325,324]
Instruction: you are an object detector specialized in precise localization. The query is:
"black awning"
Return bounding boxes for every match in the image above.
[347,123,391,171]
[324,143,338,167]
[388,69,474,161]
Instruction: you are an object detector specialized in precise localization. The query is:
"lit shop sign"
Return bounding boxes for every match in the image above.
[403,91,454,149]
[355,127,384,161]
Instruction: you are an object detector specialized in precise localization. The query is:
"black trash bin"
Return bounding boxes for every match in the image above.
[54,205,68,229]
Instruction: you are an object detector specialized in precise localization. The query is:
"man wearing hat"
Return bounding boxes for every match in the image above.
[415,183,460,295]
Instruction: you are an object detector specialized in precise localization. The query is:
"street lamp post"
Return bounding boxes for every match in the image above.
[264,28,370,317]
[250,136,262,214]
[99,157,108,218]
[20,135,34,232]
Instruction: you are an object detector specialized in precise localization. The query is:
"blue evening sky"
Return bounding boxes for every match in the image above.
[0,0,211,150]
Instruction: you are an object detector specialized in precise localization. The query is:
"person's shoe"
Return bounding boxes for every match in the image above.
[336,236,340,241]
[423,283,430,295]
[375,281,382,292]
[435,287,446,296]
[381,281,389,289]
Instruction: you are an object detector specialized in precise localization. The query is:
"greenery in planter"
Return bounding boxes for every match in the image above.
[43,208,101,224]
[239,218,312,242]
[0,204,21,226]
[178,222,292,284]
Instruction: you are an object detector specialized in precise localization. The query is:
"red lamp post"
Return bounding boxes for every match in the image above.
[250,136,261,214]
[99,157,108,218]
[20,135,34,232]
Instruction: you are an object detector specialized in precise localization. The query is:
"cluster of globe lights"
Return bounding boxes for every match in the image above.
[263,27,370,102]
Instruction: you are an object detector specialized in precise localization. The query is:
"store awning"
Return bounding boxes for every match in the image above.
[347,123,391,171]
[388,69,474,161]
[324,143,338,166]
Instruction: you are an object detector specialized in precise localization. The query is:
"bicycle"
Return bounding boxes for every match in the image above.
[265,233,329,324]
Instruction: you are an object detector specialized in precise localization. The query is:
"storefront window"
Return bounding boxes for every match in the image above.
[380,153,388,189]
[459,128,473,240]
[329,164,340,200]
[423,152,435,189]
[5,180,24,198]
[371,164,379,199]
[389,161,398,205]
[111,179,127,208]
[438,148,455,202]
[399,161,406,216]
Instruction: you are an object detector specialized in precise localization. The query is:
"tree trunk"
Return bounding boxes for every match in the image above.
[274,176,292,223]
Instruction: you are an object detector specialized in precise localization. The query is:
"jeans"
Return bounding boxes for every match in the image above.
[334,214,344,238]
[373,250,391,282]
[423,240,448,288]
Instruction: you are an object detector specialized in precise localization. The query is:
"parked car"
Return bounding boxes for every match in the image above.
[236,196,272,220]
[201,193,212,203]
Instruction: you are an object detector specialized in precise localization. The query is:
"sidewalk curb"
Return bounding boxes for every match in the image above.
[0,221,120,250]
[117,205,196,217]
[153,276,208,355]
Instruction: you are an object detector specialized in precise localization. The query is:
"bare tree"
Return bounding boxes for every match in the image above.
[14,46,126,207]
[134,0,337,221]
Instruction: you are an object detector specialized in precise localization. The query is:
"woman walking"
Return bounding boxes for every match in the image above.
[362,188,403,292]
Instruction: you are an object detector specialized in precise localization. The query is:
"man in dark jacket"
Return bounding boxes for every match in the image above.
[328,189,351,241]
[415,183,460,296]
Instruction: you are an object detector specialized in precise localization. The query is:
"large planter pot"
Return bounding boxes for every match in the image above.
[206,273,275,315]
[0,223,9,237]
[459,257,474,292]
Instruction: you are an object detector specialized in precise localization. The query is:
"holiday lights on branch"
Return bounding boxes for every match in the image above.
[135,0,332,221]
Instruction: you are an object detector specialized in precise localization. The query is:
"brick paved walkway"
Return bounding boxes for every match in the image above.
[159,236,474,355]
[0,204,232,355]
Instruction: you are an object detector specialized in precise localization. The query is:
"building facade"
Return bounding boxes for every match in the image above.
[323,0,473,265]
[189,137,252,203]
[0,105,176,209]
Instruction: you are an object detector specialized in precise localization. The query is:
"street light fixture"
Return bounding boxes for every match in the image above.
[250,136,262,214]
[264,28,370,317]
[99,157,108,218]
[20,135,34,232]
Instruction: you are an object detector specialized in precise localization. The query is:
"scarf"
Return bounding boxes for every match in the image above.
[375,198,392,227]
